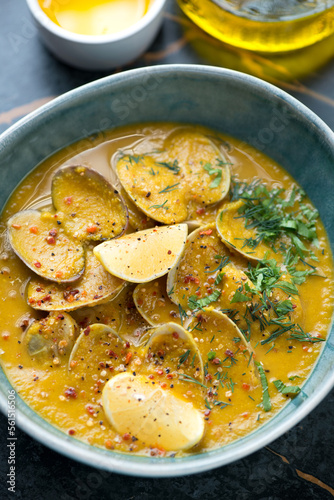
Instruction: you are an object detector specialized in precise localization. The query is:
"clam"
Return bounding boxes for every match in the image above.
[94,224,188,283]
[8,209,85,282]
[187,308,258,385]
[52,165,128,242]
[27,246,124,311]
[142,322,204,384]
[215,199,285,262]
[23,312,78,367]
[115,130,230,225]
[102,372,205,452]
[133,276,181,327]
[68,323,129,386]
[167,223,252,317]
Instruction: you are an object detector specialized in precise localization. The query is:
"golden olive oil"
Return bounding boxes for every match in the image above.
[39,0,151,36]
[178,0,334,52]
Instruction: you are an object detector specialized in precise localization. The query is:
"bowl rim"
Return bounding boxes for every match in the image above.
[0,64,334,477]
[25,0,168,44]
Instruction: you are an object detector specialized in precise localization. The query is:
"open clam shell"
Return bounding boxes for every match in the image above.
[133,276,181,327]
[8,209,85,283]
[52,165,128,242]
[68,323,128,383]
[142,322,204,384]
[115,130,230,225]
[27,246,124,311]
[23,312,78,367]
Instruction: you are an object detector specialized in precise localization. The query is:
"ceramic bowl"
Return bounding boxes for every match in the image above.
[25,0,167,70]
[0,65,334,477]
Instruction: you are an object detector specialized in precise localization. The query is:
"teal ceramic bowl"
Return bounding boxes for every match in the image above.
[0,65,333,477]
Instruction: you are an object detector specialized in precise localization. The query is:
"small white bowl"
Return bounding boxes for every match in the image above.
[26,0,167,71]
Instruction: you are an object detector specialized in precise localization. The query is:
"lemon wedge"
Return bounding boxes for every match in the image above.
[102,373,205,452]
[94,224,188,283]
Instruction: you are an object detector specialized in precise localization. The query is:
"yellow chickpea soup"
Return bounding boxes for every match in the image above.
[0,124,333,457]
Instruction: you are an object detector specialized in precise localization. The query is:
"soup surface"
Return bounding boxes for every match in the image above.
[0,124,333,457]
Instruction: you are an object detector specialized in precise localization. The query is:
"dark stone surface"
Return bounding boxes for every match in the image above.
[1,1,334,498]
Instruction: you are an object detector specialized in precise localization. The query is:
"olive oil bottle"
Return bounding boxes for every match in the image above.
[178,0,334,52]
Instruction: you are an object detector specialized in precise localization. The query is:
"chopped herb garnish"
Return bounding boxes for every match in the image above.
[273,380,301,396]
[178,304,187,327]
[203,161,223,188]
[230,289,249,304]
[149,200,169,210]
[156,159,180,174]
[205,255,230,274]
[288,324,325,343]
[178,373,207,389]
[230,178,319,260]
[208,351,216,361]
[159,183,180,194]
[178,349,191,368]
[188,289,221,310]
[256,362,271,412]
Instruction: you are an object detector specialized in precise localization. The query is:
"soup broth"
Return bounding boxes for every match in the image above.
[0,123,333,457]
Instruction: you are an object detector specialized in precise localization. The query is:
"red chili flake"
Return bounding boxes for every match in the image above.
[2,333,10,340]
[125,341,130,348]
[57,314,65,320]
[64,197,73,205]
[63,289,79,301]
[64,387,77,399]
[195,290,201,297]
[108,350,118,359]
[84,326,90,336]
[196,207,205,215]
[172,331,179,339]
[160,383,167,389]
[68,429,76,435]
[199,229,212,236]
[212,358,221,365]
[205,374,213,381]
[167,250,172,255]
[49,229,58,237]
[29,226,39,234]
[37,300,42,307]
[204,409,211,417]
[184,275,200,284]
[105,440,113,449]
[157,350,165,358]
[242,383,250,391]
[125,352,132,365]
[46,236,56,245]
[93,294,102,300]
[42,294,51,302]
[55,271,63,279]
[123,433,131,441]
[36,287,43,292]
[156,369,164,376]
[28,298,36,304]
[137,298,143,306]
[225,349,234,357]
[11,224,21,229]
[166,373,173,379]
[85,405,95,415]
[148,374,154,379]
[292,304,297,309]
[34,261,41,268]
[19,319,29,331]
[86,225,98,234]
